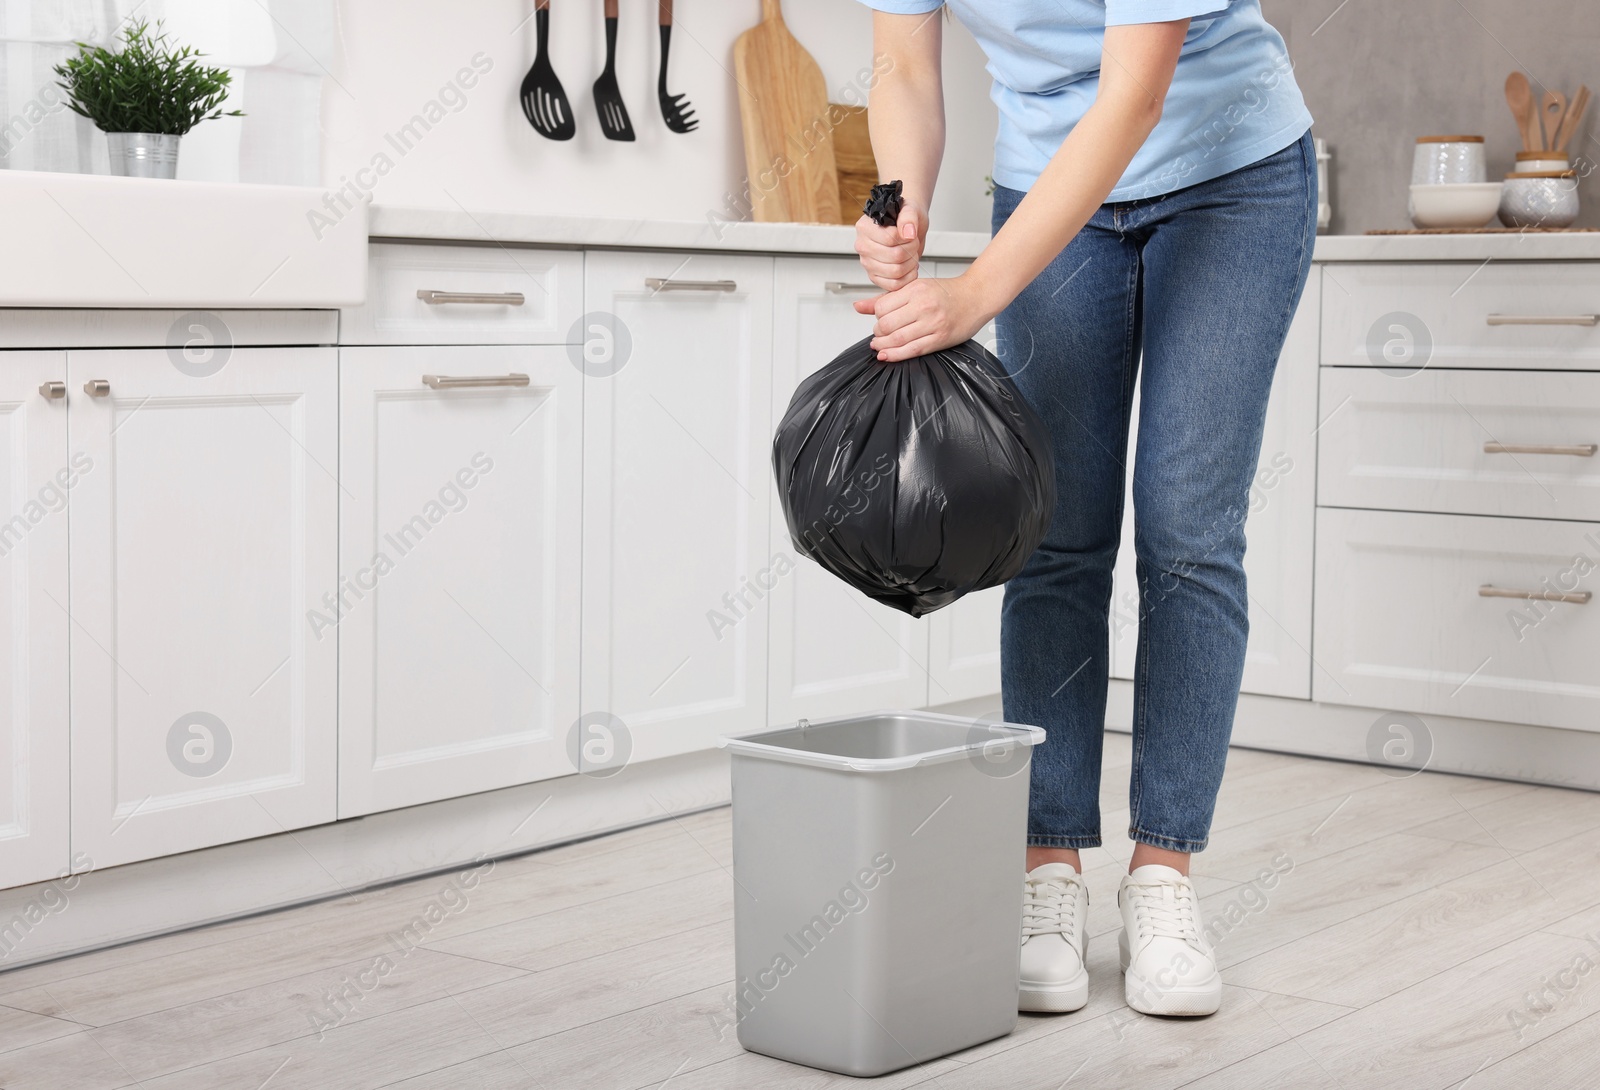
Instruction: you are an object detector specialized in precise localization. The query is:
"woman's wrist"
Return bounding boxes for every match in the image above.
[958,261,1017,326]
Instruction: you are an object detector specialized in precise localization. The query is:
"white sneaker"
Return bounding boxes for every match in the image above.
[1019,862,1089,1013]
[1118,864,1222,1016]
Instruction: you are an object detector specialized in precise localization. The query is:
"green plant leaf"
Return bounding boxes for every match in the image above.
[52,18,245,136]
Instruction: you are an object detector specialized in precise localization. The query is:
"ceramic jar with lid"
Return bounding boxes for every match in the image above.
[1514,150,1570,173]
[1499,169,1580,228]
[1412,135,1488,185]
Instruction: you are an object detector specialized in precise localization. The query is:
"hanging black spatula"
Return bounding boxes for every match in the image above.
[593,0,635,141]
[520,0,575,140]
[657,0,697,133]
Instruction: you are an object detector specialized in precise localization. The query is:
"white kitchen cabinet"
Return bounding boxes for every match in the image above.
[582,252,776,763]
[925,586,1006,707]
[0,355,71,890]
[1112,275,1320,700]
[767,256,932,724]
[1314,507,1600,732]
[68,348,338,868]
[337,346,582,816]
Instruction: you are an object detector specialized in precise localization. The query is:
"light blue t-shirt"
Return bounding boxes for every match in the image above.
[856,0,1312,200]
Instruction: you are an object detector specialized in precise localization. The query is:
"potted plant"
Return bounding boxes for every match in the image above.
[53,19,243,180]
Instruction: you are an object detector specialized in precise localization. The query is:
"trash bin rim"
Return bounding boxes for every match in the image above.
[717,709,1046,773]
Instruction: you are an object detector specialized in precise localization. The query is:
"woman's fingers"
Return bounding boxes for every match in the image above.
[867,267,917,292]
[857,247,919,281]
[872,295,919,336]
[871,305,945,357]
[876,332,944,363]
[897,205,921,242]
[856,239,915,266]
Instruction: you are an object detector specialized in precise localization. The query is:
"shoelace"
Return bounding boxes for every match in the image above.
[1021,875,1082,939]
[1124,877,1202,944]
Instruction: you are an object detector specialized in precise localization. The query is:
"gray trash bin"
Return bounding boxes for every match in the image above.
[717,710,1045,1077]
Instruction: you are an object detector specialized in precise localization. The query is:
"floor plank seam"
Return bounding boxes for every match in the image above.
[429,913,735,979]
[61,932,724,1084]
[414,860,732,949]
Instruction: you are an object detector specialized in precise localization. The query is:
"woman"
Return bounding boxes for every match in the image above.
[851,0,1314,1017]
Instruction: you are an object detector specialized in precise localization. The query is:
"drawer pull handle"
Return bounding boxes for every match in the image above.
[1485,313,1600,326]
[1483,441,1597,457]
[39,381,66,400]
[416,290,526,306]
[824,281,880,294]
[84,379,110,397]
[643,277,737,293]
[1479,585,1592,605]
[422,374,531,390]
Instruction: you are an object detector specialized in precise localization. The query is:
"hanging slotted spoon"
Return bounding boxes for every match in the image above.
[593,0,635,141]
[520,0,575,140]
[657,0,697,133]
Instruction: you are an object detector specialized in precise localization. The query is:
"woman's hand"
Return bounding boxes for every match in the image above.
[854,196,929,291]
[854,272,996,362]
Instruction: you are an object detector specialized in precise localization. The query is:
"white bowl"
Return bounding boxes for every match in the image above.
[1408,182,1504,229]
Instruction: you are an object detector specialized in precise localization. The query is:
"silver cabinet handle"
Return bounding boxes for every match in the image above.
[1486,314,1600,326]
[416,289,526,306]
[824,281,880,294]
[84,379,110,397]
[1479,584,1592,604]
[39,381,66,400]
[422,374,531,390]
[643,277,737,293]
[1484,441,1597,457]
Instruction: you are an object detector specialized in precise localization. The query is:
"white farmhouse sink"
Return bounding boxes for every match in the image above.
[0,170,366,308]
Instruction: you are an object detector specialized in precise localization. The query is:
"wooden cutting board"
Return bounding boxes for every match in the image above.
[732,0,842,224]
[831,104,878,225]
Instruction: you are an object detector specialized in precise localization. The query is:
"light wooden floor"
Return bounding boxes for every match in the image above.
[5,734,1600,1089]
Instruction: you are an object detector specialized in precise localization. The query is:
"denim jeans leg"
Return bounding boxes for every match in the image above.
[992,190,1141,851]
[1124,132,1318,852]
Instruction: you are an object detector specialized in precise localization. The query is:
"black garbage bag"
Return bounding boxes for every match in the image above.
[771,182,1056,617]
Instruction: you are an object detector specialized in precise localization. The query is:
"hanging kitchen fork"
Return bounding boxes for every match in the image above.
[593,0,635,141]
[520,0,575,140]
[657,0,697,133]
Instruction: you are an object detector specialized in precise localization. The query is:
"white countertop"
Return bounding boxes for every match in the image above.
[371,204,1600,263]
[1312,232,1600,262]
[369,204,992,260]
[0,170,367,308]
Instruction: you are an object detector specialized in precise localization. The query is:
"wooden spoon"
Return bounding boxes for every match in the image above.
[1542,90,1568,151]
[1506,72,1538,151]
[1555,85,1590,152]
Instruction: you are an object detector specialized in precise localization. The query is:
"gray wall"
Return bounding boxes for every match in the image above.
[1269,0,1598,231]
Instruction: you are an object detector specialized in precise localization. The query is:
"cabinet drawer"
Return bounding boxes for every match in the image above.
[341,242,581,345]
[1318,367,1600,520]
[1313,508,1600,732]
[1321,262,1600,370]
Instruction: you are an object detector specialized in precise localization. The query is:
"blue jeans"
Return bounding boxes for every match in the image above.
[994,131,1317,854]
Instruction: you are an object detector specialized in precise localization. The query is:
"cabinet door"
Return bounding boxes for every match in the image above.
[924,261,1005,706]
[767,257,931,723]
[68,348,338,868]
[583,252,775,762]
[1111,274,1319,699]
[0,354,70,890]
[925,586,1005,707]
[1314,507,1600,732]
[338,346,581,816]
